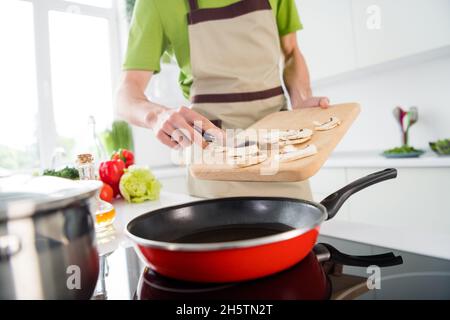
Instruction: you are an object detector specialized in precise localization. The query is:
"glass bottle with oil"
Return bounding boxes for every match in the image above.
[76,153,116,229]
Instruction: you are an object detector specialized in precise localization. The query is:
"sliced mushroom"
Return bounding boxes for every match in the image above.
[229,153,268,168]
[258,131,280,144]
[279,136,312,146]
[313,117,341,131]
[226,142,259,157]
[279,128,313,141]
[210,144,227,153]
[280,144,298,154]
[275,144,318,163]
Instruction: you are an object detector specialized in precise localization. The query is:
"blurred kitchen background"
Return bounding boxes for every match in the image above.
[1,0,449,241]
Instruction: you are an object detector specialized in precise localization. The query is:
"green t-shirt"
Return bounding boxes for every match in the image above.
[123,0,303,99]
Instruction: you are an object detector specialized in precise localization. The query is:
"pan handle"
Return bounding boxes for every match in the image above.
[315,243,403,267]
[320,168,397,220]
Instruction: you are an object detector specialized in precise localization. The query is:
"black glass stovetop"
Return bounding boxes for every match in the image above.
[102,236,450,300]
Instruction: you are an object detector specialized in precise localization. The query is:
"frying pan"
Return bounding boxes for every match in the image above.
[127,168,397,283]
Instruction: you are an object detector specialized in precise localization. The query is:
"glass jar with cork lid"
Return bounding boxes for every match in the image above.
[76,153,96,180]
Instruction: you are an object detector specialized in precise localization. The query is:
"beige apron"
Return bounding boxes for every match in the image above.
[186,0,312,200]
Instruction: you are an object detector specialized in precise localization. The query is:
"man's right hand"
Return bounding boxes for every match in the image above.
[153,106,223,149]
[115,71,223,150]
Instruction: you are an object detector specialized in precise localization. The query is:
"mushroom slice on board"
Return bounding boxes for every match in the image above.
[275,144,318,163]
[280,144,315,154]
[280,144,298,154]
[279,136,312,147]
[210,144,227,153]
[313,117,341,131]
[229,153,268,168]
[226,141,259,157]
[258,131,280,145]
[279,128,313,141]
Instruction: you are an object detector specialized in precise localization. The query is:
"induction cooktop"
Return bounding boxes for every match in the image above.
[98,236,450,300]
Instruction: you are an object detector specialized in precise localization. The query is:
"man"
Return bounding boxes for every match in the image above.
[116,0,329,199]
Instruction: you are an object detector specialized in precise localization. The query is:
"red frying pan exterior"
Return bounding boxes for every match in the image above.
[137,250,330,300]
[136,227,319,283]
[129,169,397,283]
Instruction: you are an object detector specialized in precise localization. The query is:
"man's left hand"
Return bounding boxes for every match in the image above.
[293,96,330,109]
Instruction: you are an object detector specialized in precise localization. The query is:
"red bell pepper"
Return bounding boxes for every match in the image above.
[111,149,135,168]
[99,159,125,197]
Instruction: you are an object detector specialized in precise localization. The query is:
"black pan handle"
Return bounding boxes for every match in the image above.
[316,243,403,267]
[320,168,397,220]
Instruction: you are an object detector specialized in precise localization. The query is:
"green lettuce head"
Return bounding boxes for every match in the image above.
[119,165,161,203]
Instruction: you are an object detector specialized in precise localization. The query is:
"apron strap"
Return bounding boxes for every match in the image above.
[187,0,198,11]
[188,0,248,12]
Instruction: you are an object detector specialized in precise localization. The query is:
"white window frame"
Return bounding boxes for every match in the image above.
[21,0,122,170]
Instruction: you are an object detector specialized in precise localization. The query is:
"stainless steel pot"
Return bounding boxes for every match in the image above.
[0,176,101,299]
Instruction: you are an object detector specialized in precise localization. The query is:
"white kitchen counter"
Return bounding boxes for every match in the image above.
[150,151,450,182]
[323,150,450,168]
[97,191,450,261]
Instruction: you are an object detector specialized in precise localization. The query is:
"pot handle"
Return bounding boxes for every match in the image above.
[321,168,397,220]
[316,243,403,267]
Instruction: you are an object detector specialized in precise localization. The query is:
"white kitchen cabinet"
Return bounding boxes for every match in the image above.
[296,0,450,82]
[309,167,347,194]
[154,162,450,238]
[345,168,450,236]
[310,164,450,237]
[310,168,351,221]
[351,0,450,68]
[295,0,357,80]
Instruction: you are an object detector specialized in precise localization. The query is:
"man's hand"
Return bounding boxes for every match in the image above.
[154,106,223,149]
[281,33,330,110]
[291,95,330,109]
[116,71,222,150]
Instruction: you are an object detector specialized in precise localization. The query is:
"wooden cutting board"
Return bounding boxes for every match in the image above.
[189,102,360,182]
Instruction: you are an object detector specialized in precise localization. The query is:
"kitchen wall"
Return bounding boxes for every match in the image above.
[295,0,450,152]
[313,54,450,152]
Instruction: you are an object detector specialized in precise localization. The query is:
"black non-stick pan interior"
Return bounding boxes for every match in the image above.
[127,197,325,243]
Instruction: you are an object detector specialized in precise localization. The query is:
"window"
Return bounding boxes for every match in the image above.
[48,10,114,164]
[0,0,39,171]
[0,0,120,173]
